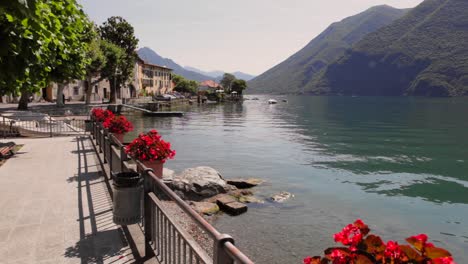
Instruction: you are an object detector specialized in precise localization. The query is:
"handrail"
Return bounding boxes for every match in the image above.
[91,121,255,264]
[137,160,223,239]
[224,242,254,264]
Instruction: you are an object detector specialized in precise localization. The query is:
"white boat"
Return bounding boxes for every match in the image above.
[268,99,278,104]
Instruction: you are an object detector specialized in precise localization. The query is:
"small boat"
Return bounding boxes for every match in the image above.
[268,99,278,104]
[282,99,288,102]
[252,97,259,100]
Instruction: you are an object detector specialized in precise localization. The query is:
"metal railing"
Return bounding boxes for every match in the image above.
[1,115,90,138]
[91,121,254,264]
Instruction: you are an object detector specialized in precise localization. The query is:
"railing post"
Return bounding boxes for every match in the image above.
[143,168,155,258]
[49,116,53,137]
[2,116,5,139]
[214,234,235,264]
[120,145,127,172]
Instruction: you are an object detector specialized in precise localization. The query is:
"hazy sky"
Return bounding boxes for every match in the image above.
[78,0,423,75]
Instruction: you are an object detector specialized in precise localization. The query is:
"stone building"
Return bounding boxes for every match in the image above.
[133,57,174,96]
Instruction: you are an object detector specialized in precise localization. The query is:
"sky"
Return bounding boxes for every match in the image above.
[78,0,423,76]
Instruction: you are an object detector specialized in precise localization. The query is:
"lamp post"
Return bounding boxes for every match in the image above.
[114,68,122,102]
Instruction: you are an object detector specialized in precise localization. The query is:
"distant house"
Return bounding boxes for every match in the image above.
[133,57,174,96]
[39,76,125,102]
[198,80,222,92]
[1,55,173,104]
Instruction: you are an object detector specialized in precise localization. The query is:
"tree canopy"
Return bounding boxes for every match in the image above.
[231,79,247,95]
[220,73,236,92]
[99,16,139,103]
[173,74,198,94]
[0,0,92,109]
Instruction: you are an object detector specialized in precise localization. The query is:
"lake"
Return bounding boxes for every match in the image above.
[126,95,468,263]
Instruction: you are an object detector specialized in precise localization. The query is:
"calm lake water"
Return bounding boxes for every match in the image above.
[126,96,468,263]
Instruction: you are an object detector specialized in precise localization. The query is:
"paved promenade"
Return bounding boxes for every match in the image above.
[0,136,144,263]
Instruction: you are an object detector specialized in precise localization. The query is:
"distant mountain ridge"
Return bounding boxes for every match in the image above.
[248,5,409,94]
[311,0,468,96]
[184,66,256,81]
[137,47,212,82]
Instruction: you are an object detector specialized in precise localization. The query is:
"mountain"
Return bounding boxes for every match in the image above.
[137,47,211,82]
[231,71,256,81]
[184,66,224,79]
[312,0,468,96]
[248,5,408,94]
[184,66,256,81]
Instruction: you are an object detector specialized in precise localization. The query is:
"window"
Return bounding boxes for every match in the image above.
[94,85,98,93]
[73,86,79,96]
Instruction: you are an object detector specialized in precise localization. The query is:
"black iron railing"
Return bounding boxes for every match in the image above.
[1,115,89,138]
[91,121,254,264]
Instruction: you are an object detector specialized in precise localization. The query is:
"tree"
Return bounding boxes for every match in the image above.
[220,73,236,92]
[231,79,247,95]
[84,31,106,104]
[99,40,125,100]
[99,17,139,103]
[0,0,92,110]
[172,74,198,94]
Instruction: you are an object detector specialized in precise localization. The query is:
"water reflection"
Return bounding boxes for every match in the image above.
[272,96,468,204]
[126,96,468,263]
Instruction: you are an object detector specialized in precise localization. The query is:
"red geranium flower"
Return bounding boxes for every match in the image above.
[125,130,176,162]
[333,219,368,251]
[91,108,114,122]
[103,115,133,134]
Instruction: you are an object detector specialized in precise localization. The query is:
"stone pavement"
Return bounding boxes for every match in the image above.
[0,136,147,263]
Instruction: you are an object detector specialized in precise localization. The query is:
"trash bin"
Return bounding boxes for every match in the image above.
[85,120,93,132]
[112,172,143,225]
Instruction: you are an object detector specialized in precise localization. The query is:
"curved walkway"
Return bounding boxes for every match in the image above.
[0,136,145,263]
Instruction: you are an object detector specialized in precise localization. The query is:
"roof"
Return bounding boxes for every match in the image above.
[199,80,220,88]
[137,55,173,71]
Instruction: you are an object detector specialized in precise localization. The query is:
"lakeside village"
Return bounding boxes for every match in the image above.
[0,1,457,264]
[0,53,248,110]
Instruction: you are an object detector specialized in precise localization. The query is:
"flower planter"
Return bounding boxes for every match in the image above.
[112,133,125,143]
[142,160,164,178]
[112,172,143,225]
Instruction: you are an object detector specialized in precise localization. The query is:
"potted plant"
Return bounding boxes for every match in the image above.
[125,129,176,178]
[303,219,455,264]
[91,108,114,122]
[112,171,142,225]
[102,115,134,142]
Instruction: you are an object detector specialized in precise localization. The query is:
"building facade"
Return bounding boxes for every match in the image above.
[134,58,174,96]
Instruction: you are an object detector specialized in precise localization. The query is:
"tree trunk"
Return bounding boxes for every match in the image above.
[56,83,65,108]
[109,77,117,104]
[85,75,93,105]
[18,91,30,110]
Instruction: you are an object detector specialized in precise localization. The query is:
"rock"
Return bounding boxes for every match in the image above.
[220,202,248,215]
[216,194,237,205]
[167,167,228,200]
[162,168,176,182]
[226,178,264,189]
[190,202,219,216]
[229,189,253,199]
[270,192,293,203]
[214,195,248,216]
[239,196,264,204]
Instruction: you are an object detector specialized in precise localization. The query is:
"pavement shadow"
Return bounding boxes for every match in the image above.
[64,229,129,262]
[65,136,137,263]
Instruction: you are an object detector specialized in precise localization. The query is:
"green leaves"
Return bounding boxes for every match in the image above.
[5,14,15,22]
[0,0,92,104]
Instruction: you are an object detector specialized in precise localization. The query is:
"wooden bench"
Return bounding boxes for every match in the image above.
[0,142,16,160]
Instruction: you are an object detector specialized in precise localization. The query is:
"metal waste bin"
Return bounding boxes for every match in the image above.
[112,172,143,225]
